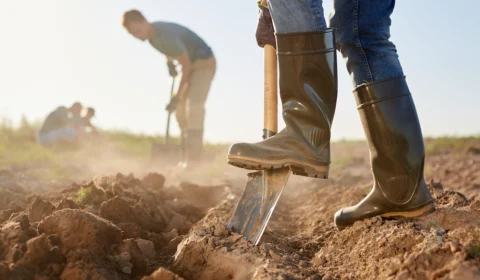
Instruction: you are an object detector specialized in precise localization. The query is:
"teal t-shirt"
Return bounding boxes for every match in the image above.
[149,22,213,62]
[39,106,70,134]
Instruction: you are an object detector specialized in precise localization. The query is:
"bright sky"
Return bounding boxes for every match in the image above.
[1,0,479,143]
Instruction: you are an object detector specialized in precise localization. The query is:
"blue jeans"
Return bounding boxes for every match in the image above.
[37,127,78,146]
[268,0,404,87]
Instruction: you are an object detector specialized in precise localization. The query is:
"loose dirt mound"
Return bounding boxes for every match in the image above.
[1,140,479,279]
[167,184,480,280]
[167,141,480,280]
[0,172,230,279]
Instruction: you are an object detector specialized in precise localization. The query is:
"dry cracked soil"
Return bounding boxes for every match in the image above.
[0,139,479,280]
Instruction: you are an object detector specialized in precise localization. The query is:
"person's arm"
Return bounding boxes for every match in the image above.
[84,119,99,135]
[164,37,191,112]
[175,51,192,100]
[166,56,178,77]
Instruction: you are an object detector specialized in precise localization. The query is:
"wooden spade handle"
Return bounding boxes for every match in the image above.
[264,44,278,135]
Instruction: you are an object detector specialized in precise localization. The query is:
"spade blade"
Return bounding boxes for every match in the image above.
[228,167,291,245]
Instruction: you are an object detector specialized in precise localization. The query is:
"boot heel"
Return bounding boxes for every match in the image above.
[291,164,329,179]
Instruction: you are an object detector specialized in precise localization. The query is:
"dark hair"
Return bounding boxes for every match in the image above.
[87,107,95,116]
[70,102,82,112]
[122,10,146,28]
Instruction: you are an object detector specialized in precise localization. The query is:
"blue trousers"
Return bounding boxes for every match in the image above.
[268,0,404,87]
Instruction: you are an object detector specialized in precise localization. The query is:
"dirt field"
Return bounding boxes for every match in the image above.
[0,137,479,280]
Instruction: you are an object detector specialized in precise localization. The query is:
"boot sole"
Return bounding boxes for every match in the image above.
[335,202,436,231]
[381,203,436,219]
[227,155,329,178]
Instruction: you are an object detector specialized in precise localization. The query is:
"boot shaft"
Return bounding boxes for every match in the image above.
[185,129,203,161]
[354,77,426,205]
[276,30,338,151]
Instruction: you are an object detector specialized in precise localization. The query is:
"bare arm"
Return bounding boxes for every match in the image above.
[175,51,192,99]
